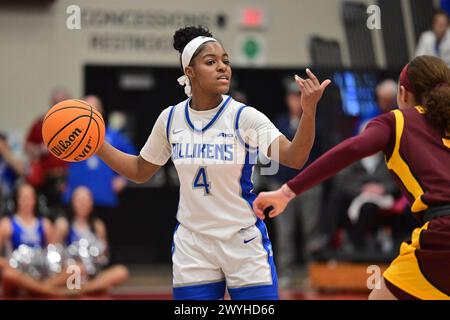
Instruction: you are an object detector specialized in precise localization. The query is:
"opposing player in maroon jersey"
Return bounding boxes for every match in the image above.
[254,55,450,300]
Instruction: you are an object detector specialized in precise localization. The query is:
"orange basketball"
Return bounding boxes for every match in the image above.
[42,99,105,162]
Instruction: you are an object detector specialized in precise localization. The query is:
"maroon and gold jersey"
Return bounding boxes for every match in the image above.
[287,106,450,218]
[285,105,450,298]
[385,107,450,213]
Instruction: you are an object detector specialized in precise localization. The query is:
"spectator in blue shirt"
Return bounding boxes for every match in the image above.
[63,96,137,255]
[0,132,25,216]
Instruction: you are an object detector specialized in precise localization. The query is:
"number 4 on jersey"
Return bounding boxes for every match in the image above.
[193,167,211,195]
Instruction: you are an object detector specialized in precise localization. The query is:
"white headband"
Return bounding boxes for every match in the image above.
[177,36,218,97]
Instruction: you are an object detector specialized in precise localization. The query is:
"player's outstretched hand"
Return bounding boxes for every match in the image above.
[294,68,331,117]
[253,184,296,220]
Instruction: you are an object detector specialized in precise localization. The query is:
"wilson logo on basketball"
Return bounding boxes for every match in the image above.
[50,128,83,156]
[74,137,93,161]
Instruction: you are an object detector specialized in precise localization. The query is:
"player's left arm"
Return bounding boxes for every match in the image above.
[269,69,330,169]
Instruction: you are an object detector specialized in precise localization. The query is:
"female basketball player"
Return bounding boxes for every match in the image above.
[96,25,330,300]
[253,55,450,300]
[54,186,129,293]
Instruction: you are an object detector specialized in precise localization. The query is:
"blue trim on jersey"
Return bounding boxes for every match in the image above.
[239,151,257,209]
[173,279,226,300]
[228,219,279,300]
[236,104,258,211]
[235,105,258,152]
[165,105,175,142]
[184,95,232,132]
[11,216,45,250]
[171,222,180,256]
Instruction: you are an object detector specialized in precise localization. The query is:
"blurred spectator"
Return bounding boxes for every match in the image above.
[25,88,70,217]
[315,154,398,255]
[355,79,397,133]
[63,95,137,254]
[415,10,450,65]
[268,81,323,288]
[55,186,128,293]
[0,183,59,297]
[310,127,418,258]
[0,184,126,297]
[0,132,25,207]
[375,79,397,113]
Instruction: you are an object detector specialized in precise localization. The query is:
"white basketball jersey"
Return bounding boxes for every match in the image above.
[140,95,281,240]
